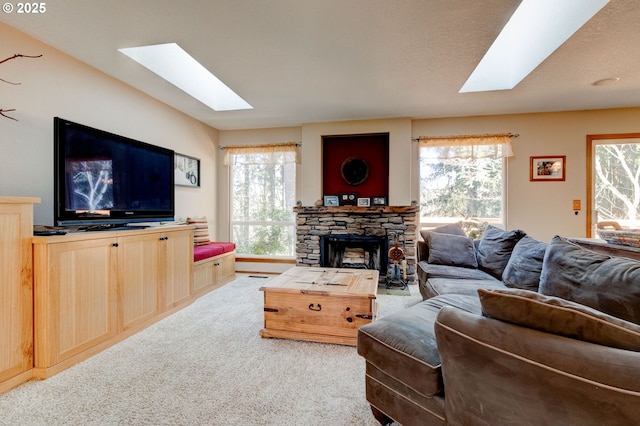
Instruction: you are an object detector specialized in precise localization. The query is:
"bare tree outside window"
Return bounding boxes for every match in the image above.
[594,142,640,228]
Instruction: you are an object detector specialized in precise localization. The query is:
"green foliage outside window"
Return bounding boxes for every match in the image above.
[419,153,503,225]
[230,155,296,256]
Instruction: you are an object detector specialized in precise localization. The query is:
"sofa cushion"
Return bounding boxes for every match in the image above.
[427,232,478,268]
[357,294,481,398]
[418,262,499,282]
[420,222,467,242]
[425,278,505,298]
[475,225,525,279]
[502,236,547,291]
[539,236,640,324]
[193,242,236,262]
[478,288,640,352]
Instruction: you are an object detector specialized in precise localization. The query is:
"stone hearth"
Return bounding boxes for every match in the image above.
[294,205,418,285]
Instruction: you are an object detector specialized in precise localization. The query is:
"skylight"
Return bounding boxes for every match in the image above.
[459,0,609,93]
[119,43,252,111]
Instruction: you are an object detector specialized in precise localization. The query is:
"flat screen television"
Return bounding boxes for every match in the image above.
[54,117,175,228]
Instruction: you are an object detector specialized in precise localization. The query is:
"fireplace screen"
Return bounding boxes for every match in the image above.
[320,235,388,274]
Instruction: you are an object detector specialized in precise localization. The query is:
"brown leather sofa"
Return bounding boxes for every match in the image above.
[357,228,640,425]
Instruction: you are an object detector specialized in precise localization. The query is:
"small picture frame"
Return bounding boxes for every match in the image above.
[530,156,566,182]
[175,153,200,187]
[339,193,358,205]
[371,196,387,206]
[357,197,370,207]
[323,195,339,207]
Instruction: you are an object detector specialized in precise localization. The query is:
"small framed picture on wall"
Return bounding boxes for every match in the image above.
[175,153,201,187]
[530,156,566,182]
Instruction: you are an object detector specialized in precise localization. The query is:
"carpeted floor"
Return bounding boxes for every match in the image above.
[0,274,422,426]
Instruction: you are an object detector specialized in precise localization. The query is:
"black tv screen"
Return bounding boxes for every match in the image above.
[54,117,175,227]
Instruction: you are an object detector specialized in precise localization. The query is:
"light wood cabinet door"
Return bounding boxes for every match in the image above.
[161,229,193,310]
[0,201,36,385]
[34,238,118,367]
[31,225,193,378]
[215,252,236,284]
[118,232,162,331]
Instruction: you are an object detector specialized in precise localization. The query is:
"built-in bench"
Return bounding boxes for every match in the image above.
[192,242,236,296]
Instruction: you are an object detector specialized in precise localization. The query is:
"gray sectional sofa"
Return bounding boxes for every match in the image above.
[357,224,640,425]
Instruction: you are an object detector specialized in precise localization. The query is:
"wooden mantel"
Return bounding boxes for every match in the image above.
[293,205,419,214]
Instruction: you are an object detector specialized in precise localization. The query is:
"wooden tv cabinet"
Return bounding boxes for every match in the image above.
[32,225,194,378]
[0,197,40,394]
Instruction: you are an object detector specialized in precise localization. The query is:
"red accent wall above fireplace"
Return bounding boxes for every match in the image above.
[322,133,389,200]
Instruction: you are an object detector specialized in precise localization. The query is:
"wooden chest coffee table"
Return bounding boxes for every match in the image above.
[259,266,379,346]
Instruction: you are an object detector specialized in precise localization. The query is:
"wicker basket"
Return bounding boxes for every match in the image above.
[596,229,640,248]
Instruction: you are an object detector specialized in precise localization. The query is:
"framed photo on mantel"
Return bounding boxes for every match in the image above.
[323,195,339,207]
[371,196,387,206]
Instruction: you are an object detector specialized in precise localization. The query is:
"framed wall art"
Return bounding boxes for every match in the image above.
[530,156,565,182]
[175,153,200,187]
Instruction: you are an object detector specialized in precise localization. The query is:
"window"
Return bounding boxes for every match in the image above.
[226,143,297,256]
[418,134,512,233]
[588,135,640,233]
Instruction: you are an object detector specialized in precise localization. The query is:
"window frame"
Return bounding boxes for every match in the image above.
[227,148,297,258]
[586,132,640,237]
[418,144,508,231]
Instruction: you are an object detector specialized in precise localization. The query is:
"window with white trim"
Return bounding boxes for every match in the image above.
[226,143,297,256]
[418,134,513,234]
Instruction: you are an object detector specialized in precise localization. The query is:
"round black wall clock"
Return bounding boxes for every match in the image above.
[341,157,369,186]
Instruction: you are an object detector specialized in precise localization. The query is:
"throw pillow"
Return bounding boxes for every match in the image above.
[478,288,640,352]
[427,232,478,268]
[539,236,640,324]
[419,222,467,242]
[187,217,211,246]
[475,225,525,279]
[502,236,547,291]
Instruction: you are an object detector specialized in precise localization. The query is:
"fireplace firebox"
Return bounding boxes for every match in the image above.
[320,234,388,274]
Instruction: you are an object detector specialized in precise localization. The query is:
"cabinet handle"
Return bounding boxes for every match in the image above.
[159,236,168,241]
[112,243,119,247]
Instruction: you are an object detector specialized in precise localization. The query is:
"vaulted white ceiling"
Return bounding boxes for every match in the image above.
[2,0,639,130]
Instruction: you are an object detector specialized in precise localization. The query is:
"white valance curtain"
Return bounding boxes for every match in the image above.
[417,133,514,159]
[222,142,299,165]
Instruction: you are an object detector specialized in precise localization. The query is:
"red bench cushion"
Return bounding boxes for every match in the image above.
[193,242,236,262]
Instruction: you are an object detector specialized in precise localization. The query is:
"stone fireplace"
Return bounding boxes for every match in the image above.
[294,205,418,285]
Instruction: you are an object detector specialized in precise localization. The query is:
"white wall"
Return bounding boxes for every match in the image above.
[0,22,220,232]
[412,108,640,241]
[5,21,639,244]
[219,109,640,245]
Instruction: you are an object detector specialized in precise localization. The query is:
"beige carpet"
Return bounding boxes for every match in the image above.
[0,274,422,426]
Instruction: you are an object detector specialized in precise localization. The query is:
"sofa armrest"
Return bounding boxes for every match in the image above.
[434,306,640,425]
[417,240,429,262]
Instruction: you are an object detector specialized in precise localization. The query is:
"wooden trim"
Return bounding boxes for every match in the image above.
[293,205,418,214]
[586,133,640,237]
[0,196,40,204]
[236,256,296,264]
[235,270,281,275]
